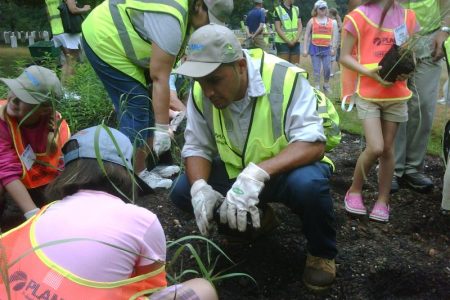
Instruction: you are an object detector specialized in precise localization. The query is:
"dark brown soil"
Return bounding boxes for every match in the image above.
[2,132,449,299]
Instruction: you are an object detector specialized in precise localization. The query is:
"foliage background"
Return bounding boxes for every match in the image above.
[0,0,349,32]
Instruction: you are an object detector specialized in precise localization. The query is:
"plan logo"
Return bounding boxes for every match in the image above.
[9,271,27,291]
[373,37,395,46]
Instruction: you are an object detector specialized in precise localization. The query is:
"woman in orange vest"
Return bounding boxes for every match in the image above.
[303,0,338,94]
[0,65,70,221]
[0,125,218,299]
[340,0,417,222]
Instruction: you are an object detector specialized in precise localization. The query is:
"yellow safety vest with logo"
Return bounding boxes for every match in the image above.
[401,0,440,34]
[82,0,188,86]
[45,0,64,35]
[274,5,299,43]
[192,49,335,179]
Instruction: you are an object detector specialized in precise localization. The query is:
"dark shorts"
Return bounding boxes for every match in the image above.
[275,42,300,55]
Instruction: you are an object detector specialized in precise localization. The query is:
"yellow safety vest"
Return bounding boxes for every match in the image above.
[192,49,334,179]
[445,37,450,70]
[82,0,188,86]
[274,5,299,43]
[401,0,440,34]
[45,0,64,35]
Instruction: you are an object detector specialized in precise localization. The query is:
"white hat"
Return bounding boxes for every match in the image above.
[174,24,243,78]
[0,65,62,104]
[314,0,328,9]
[203,0,234,26]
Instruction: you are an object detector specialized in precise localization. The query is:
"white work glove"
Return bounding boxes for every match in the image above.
[153,123,171,156]
[191,179,224,236]
[219,163,270,232]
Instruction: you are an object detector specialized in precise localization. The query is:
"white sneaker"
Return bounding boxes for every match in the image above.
[323,84,332,94]
[170,111,186,132]
[138,169,173,189]
[152,165,181,178]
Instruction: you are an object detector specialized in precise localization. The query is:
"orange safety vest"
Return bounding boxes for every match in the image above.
[341,8,416,102]
[311,17,333,47]
[0,100,70,189]
[0,203,167,300]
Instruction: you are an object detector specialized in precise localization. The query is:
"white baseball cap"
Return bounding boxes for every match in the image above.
[315,0,328,9]
[174,24,243,78]
[0,65,62,104]
[204,0,234,26]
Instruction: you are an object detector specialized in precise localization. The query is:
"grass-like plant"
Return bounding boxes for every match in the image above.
[166,235,257,286]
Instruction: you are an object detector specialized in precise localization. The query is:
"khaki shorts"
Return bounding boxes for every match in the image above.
[355,95,408,122]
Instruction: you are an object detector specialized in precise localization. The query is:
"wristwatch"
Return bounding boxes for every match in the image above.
[441,26,450,34]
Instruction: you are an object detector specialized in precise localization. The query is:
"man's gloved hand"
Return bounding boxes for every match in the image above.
[191,179,224,236]
[220,163,270,232]
[153,123,171,156]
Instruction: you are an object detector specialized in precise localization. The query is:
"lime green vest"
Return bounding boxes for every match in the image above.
[313,88,341,152]
[401,0,440,34]
[82,0,188,86]
[45,0,64,36]
[274,5,299,43]
[445,37,450,69]
[193,49,335,178]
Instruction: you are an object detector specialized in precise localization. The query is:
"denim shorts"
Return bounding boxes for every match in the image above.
[275,42,300,55]
[82,37,154,146]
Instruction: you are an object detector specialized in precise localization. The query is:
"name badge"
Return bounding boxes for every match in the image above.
[282,13,289,21]
[21,144,36,170]
[394,23,408,46]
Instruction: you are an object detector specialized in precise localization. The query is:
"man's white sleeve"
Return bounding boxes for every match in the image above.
[285,76,326,143]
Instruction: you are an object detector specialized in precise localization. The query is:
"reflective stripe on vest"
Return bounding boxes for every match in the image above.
[0,203,167,299]
[82,0,188,86]
[192,49,334,177]
[274,5,299,43]
[340,8,416,102]
[0,102,71,189]
[45,0,64,35]
[311,17,333,47]
[401,0,440,34]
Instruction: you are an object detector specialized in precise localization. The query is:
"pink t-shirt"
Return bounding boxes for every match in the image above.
[344,2,420,36]
[35,190,166,281]
[0,115,50,187]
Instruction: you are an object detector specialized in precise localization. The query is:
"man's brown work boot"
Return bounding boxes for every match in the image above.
[302,254,336,292]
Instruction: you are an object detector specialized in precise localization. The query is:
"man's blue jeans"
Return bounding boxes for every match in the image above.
[170,159,337,259]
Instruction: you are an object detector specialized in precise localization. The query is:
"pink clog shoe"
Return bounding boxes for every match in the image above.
[369,202,390,222]
[344,191,367,215]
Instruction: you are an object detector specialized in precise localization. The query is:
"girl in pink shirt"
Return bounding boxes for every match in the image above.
[0,65,69,220]
[340,0,417,222]
[1,125,217,300]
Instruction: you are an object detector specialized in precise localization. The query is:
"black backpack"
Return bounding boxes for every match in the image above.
[58,1,84,34]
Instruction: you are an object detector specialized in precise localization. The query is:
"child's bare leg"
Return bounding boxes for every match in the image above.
[349,117,384,194]
[377,120,399,204]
